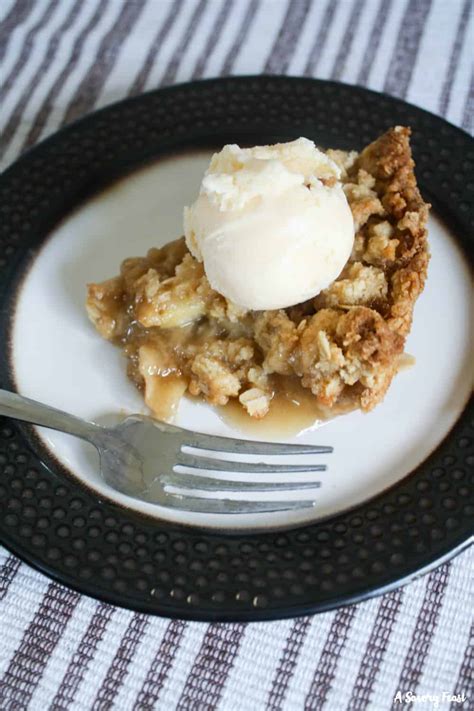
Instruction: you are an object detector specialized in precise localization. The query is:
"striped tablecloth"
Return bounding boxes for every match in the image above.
[0,1,473,709]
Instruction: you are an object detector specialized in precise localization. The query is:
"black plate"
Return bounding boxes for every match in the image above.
[0,77,473,621]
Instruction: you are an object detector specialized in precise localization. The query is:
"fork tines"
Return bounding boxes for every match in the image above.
[157,430,333,513]
[182,431,333,456]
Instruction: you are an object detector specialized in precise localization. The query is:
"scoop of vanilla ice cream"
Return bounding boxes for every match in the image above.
[183,138,354,310]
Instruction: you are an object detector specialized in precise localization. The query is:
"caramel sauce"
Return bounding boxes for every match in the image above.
[216,376,355,439]
[143,358,414,438]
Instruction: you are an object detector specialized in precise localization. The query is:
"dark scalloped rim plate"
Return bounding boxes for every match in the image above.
[0,77,473,621]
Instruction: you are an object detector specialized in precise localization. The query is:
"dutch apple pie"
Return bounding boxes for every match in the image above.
[86,127,430,422]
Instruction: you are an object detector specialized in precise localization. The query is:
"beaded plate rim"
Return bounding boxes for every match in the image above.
[0,76,473,621]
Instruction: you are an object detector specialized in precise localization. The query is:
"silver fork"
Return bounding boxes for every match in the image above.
[0,389,332,514]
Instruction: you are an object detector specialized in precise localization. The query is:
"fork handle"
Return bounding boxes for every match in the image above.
[0,389,101,444]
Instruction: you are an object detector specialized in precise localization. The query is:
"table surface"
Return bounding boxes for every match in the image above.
[0,1,473,709]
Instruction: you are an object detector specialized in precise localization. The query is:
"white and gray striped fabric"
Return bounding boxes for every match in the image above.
[0,1,473,709]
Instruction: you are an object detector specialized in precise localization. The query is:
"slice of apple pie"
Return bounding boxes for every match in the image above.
[87,127,429,422]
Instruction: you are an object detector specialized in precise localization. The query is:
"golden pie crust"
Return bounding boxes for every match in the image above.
[87,127,430,421]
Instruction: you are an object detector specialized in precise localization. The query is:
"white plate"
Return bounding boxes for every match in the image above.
[11,152,473,530]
